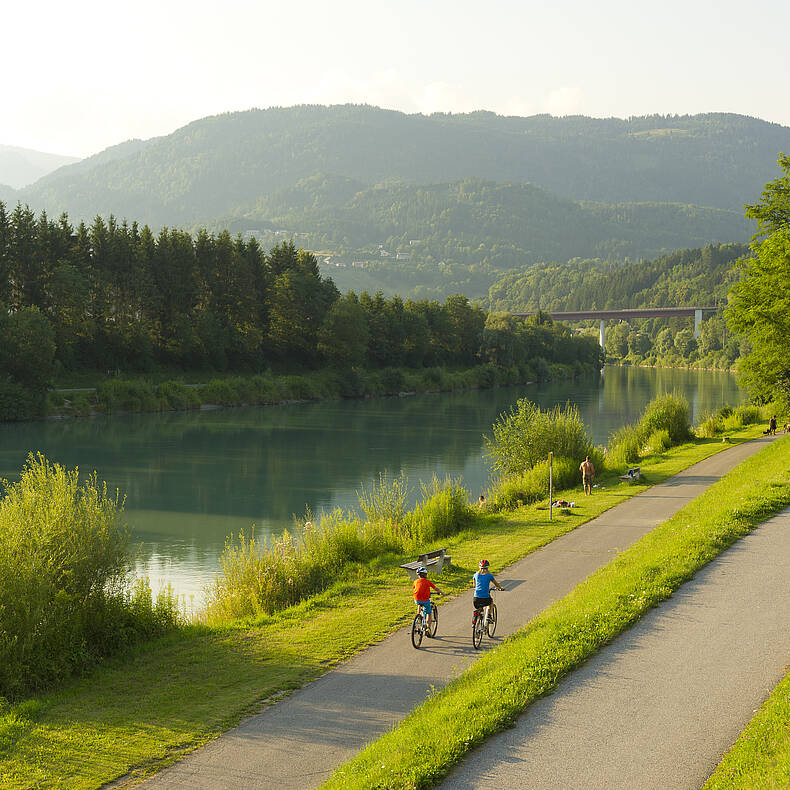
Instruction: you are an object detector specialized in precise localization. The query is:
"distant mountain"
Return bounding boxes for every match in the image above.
[0,145,80,189]
[17,105,790,229]
[0,183,17,203]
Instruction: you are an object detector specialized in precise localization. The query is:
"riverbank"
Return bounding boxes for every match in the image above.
[43,361,596,420]
[0,423,767,789]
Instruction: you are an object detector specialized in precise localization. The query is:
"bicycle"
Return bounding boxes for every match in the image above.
[411,595,439,648]
[472,593,497,649]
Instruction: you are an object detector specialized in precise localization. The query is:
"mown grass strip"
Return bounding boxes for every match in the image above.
[703,669,790,788]
[0,427,765,789]
[319,435,790,790]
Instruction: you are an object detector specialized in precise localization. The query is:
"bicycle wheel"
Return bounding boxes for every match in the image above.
[430,605,439,638]
[472,611,484,649]
[486,603,497,637]
[411,613,424,648]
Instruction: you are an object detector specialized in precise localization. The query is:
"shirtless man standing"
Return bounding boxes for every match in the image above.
[580,456,595,496]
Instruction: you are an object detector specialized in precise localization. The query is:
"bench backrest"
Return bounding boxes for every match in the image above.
[418,548,446,561]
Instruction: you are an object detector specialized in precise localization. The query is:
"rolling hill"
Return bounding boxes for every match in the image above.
[0,144,79,190]
[16,105,789,227]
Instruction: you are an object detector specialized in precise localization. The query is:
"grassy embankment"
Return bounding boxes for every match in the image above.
[319,432,790,790]
[45,361,592,419]
[703,657,790,787]
[0,416,769,790]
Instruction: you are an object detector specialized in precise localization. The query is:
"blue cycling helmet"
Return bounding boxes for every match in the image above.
[417,566,428,576]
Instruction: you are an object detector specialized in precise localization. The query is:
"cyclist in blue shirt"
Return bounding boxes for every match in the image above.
[473,559,504,623]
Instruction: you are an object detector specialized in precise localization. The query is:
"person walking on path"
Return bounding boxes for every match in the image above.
[769,415,777,435]
[580,456,595,495]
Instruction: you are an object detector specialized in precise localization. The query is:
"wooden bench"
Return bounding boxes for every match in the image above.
[400,548,452,579]
[619,466,641,482]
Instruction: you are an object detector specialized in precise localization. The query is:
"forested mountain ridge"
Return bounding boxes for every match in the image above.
[240,177,752,266]
[14,105,790,229]
[486,243,749,313]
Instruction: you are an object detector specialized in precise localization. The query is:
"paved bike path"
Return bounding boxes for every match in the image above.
[141,437,772,789]
[439,457,790,788]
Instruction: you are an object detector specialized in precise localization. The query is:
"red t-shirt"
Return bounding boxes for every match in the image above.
[413,577,437,601]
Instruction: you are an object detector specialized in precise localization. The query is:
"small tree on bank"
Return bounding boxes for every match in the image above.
[484,399,596,476]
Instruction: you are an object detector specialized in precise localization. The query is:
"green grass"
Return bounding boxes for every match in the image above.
[319,433,790,790]
[0,425,767,788]
[702,669,790,788]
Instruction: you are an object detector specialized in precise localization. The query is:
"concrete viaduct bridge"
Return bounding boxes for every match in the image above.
[513,306,719,348]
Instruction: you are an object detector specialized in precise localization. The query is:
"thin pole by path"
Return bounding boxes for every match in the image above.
[438,497,790,789]
[140,437,773,790]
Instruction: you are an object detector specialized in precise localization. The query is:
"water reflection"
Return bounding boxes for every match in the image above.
[0,367,743,601]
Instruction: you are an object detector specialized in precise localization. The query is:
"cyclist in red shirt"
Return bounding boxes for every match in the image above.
[413,566,444,635]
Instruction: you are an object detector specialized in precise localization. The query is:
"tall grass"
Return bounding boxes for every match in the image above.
[0,454,181,699]
[607,393,691,468]
[203,476,472,622]
[695,404,769,439]
[483,456,583,512]
[485,400,596,476]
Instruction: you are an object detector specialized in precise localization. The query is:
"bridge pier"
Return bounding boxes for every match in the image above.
[599,319,606,350]
[694,309,702,339]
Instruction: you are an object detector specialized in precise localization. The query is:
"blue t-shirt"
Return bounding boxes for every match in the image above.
[473,571,495,597]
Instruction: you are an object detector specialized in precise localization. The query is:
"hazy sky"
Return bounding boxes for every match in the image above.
[4,0,789,158]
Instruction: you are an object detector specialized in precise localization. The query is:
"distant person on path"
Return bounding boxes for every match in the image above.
[580,455,595,495]
[769,415,777,435]
[412,567,444,634]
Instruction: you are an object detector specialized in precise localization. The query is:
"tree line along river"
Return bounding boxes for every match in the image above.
[0,366,743,606]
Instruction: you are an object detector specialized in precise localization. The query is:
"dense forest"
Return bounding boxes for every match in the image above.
[487,243,748,312]
[0,201,602,419]
[487,243,751,370]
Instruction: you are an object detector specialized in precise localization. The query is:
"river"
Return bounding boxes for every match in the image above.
[0,366,744,605]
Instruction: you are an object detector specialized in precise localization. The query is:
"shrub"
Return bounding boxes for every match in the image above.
[97,379,160,413]
[639,393,691,444]
[734,404,762,425]
[485,399,595,476]
[695,413,721,439]
[203,477,472,622]
[157,381,200,411]
[198,378,240,405]
[0,377,37,421]
[405,477,471,546]
[607,423,642,466]
[721,412,744,432]
[484,456,580,512]
[378,368,406,395]
[0,454,180,698]
[643,428,671,455]
[420,367,448,391]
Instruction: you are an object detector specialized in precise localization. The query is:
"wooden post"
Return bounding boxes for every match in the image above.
[549,451,553,521]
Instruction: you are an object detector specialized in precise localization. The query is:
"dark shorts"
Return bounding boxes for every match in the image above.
[473,596,493,609]
[583,474,592,486]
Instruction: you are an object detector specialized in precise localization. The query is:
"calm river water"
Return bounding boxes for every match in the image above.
[0,366,743,604]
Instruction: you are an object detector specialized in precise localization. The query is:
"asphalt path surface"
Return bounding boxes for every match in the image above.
[140,436,774,790]
[440,443,790,788]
